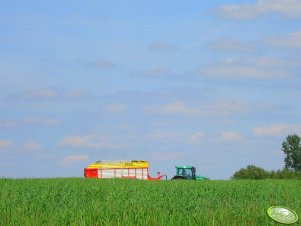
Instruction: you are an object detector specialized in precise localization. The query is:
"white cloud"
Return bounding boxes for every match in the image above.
[0,140,14,149]
[0,119,19,128]
[221,132,243,142]
[162,101,196,114]
[22,88,59,99]
[61,154,89,165]
[65,91,91,99]
[218,0,301,19]
[200,57,294,79]
[59,135,122,149]
[146,101,198,115]
[253,124,301,136]
[205,101,250,116]
[146,100,253,116]
[210,39,257,52]
[151,151,185,161]
[23,117,60,126]
[203,65,271,78]
[89,59,117,69]
[22,142,42,152]
[148,130,182,140]
[0,140,44,153]
[257,0,301,17]
[148,41,178,51]
[6,88,59,100]
[217,3,258,19]
[0,140,43,154]
[0,117,59,128]
[189,132,205,144]
[132,67,175,78]
[266,30,301,48]
[102,103,128,113]
[7,88,92,101]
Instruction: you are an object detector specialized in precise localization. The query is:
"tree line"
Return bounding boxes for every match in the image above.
[232,134,301,179]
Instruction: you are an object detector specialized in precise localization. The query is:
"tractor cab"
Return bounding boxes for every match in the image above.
[172,165,209,180]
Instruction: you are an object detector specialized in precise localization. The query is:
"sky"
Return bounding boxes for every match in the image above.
[0,0,301,179]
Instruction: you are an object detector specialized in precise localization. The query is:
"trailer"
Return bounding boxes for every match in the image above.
[84,160,166,180]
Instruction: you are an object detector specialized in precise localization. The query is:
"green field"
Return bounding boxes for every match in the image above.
[1,178,300,226]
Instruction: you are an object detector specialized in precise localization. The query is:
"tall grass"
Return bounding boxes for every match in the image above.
[1,178,300,225]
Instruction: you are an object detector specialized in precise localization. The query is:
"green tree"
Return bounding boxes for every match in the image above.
[232,165,269,179]
[282,134,301,172]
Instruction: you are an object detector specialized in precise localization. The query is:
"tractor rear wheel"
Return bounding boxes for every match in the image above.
[171,175,187,180]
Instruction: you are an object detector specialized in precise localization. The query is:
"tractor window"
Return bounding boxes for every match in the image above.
[178,168,192,177]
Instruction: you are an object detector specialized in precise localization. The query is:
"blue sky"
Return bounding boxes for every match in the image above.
[1,0,301,179]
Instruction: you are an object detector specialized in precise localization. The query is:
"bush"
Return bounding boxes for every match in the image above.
[232,165,269,180]
[270,169,301,179]
[232,165,301,179]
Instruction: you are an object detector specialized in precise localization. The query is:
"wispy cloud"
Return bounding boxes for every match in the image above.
[61,154,89,165]
[266,29,301,48]
[59,135,122,149]
[132,67,175,78]
[146,101,198,115]
[102,103,128,113]
[0,119,19,128]
[221,132,243,142]
[253,124,301,136]
[65,90,92,99]
[0,117,59,128]
[23,117,60,126]
[148,41,178,52]
[210,39,257,52]
[22,142,42,152]
[0,140,14,149]
[16,88,59,100]
[0,140,45,155]
[151,151,185,161]
[89,59,118,69]
[145,100,254,116]
[217,0,301,20]
[189,132,205,144]
[148,130,182,141]
[200,57,295,79]
[6,88,92,101]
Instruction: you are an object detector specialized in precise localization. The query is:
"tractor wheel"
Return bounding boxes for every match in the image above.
[171,176,187,180]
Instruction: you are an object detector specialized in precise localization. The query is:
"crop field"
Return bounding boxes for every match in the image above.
[1,178,300,226]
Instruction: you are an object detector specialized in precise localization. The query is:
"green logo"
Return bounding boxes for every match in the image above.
[267,206,298,224]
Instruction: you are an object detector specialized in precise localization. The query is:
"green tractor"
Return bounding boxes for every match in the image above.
[171,166,209,180]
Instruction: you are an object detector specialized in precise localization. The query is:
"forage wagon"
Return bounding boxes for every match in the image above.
[84,160,166,180]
